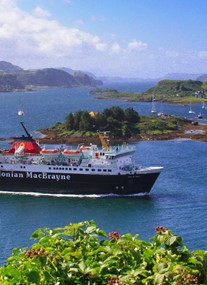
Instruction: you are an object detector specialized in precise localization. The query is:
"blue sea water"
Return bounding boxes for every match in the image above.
[0,83,207,265]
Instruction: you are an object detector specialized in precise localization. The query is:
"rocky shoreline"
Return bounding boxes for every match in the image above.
[38,121,207,145]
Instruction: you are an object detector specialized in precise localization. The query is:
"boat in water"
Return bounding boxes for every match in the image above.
[151,95,157,114]
[189,102,195,114]
[197,112,203,119]
[0,122,163,196]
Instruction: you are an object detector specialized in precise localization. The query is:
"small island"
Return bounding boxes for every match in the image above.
[39,106,207,144]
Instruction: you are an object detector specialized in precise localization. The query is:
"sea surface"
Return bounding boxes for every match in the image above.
[0,82,207,265]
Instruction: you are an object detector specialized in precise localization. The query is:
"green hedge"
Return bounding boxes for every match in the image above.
[0,221,206,284]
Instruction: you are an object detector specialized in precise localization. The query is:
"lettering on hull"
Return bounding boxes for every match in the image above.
[0,171,71,181]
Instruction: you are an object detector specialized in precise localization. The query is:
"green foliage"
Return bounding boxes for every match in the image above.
[138,116,184,135]
[64,106,140,138]
[52,106,187,138]
[0,221,206,284]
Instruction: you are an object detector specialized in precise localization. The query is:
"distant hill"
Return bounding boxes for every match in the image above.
[160,73,202,81]
[196,74,207,81]
[99,76,157,83]
[60,68,102,86]
[0,61,102,92]
[98,73,204,84]
[0,61,23,72]
[17,68,78,87]
[143,79,206,99]
[60,67,96,78]
[73,71,102,86]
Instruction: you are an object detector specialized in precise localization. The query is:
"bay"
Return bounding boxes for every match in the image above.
[0,83,207,265]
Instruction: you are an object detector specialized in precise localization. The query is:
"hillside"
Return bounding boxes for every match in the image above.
[0,60,23,72]
[197,74,207,81]
[142,79,207,100]
[0,61,102,92]
[90,80,207,103]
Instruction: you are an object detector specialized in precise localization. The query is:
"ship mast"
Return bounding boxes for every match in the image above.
[20,121,33,139]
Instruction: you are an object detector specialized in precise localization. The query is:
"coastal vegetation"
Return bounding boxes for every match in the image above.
[90,80,207,104]
[0,220,206,284]
[47,106,187,140]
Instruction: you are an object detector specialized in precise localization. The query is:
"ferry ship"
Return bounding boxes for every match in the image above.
[0,123,163,195]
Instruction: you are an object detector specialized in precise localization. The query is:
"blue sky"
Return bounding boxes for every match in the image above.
[0,0,207,78]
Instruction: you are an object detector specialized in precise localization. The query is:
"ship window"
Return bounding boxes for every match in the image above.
[49,167,51,170]
[98,169,101,172]
[73,168,77,171]
[108,169,112,172]
[103,169,107,172]
[92,169,95,171]
[85,168,89,171]
[79,168,83,171]
[68,168,72,170]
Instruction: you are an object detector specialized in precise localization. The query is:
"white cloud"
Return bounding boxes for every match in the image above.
[111,42,122,54]
[0,0,16,8]
[127,40,148,51]
[33,6,51,18]
[0,0,110,68]
[0,0,169,78]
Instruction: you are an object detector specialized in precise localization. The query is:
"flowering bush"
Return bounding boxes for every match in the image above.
[0,220,206,284]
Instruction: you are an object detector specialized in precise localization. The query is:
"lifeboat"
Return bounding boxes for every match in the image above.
[61,149,82,158]
[41,148,59,154]
[40,148,60,159]
[62,149,81,154]
[79,145,91,150]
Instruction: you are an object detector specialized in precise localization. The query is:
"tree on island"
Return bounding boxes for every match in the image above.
[65,106,140,137]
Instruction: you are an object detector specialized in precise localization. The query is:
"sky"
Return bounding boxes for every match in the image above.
[1,0,207,78]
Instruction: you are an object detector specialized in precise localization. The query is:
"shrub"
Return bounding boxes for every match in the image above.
[0,221,206,284]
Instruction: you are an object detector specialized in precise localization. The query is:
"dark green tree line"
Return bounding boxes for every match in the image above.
[65,106,140,137]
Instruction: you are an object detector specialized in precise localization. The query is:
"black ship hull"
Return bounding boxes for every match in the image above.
[0,170,160,195]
